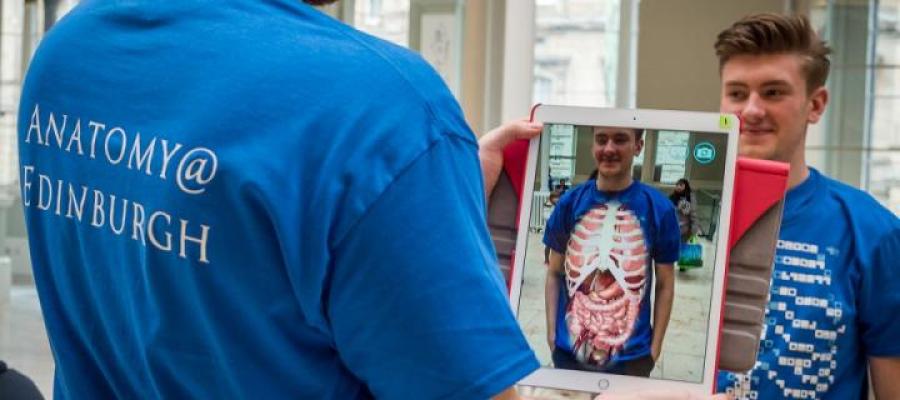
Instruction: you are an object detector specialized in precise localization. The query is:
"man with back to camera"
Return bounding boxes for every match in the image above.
[712,13,900,399]
[542,127,679,376]
[16,0,729,397]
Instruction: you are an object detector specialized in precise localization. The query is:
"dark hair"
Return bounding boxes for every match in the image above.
[304,0,339,5]
[670,178,692,204]
[715,13,831,92]
[592,127,644,141]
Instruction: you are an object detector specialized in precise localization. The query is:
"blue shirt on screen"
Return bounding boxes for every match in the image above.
[543,180,679,368]
[18,1,538,398]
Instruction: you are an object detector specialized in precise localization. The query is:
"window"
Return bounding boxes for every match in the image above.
[548,124,577,189]
[810,0,900,214]
[655,131,690,185]
[533,0,625,107]
[353,0,410,46]
[869,0,900,213]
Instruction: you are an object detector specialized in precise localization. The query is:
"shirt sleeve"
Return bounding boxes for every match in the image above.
[654,200,681,264]
[327,134,539,400]
[543,193,572,254]
[859,228,900,356]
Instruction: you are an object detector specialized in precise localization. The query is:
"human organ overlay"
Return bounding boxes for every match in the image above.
[564,201,648,367]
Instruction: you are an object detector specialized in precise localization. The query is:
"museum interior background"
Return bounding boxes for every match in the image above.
[0,0,896,397]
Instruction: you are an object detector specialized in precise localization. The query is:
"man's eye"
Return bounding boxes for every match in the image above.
[765,89,785,97]
[727,91,746,100]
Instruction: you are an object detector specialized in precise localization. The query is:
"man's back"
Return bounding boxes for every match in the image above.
[19,1,537,398]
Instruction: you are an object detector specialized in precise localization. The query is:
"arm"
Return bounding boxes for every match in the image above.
[545,250,566,350]
[651,203,680,361]
[479,119,543,198]
[859,229,900,400]
[329,137,538,398]
[651,263,675,361]
[870,357,900,399]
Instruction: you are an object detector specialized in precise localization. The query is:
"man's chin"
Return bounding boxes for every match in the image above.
[597,168,626,180]
[738,143,777,161]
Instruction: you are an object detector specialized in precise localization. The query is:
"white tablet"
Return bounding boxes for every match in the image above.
[509,104,739,396]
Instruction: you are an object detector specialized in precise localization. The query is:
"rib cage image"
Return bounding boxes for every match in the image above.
[564,200,648,367]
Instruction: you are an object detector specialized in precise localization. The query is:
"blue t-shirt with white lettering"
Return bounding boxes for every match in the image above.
[18,1,538,398]
[717,168,900,399]
[543,180,680,368]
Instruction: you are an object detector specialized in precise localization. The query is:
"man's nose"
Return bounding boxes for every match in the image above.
[741,92,766,121]
[601,141,617,152]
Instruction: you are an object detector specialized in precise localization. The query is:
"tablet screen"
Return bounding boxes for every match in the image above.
[509,114,735,393]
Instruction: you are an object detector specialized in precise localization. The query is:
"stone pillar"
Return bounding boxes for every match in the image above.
[500,0,534,123]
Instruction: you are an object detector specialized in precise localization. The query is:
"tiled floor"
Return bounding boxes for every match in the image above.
[515,230,718,383]
[0,285,54,398]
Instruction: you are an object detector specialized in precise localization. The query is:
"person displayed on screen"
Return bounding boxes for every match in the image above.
[668,178,701,243]
[712,13,900,399]
[542,127,680,377]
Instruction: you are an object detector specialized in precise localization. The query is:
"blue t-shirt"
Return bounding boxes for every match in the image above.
[543,180,680,368]
[18,2,538,398]
[717,168,900,399]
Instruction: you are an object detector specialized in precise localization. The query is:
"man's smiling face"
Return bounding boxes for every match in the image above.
[720,53,827,163]
[592,127,642,181]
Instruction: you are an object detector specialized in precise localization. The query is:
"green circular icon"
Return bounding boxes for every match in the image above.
[693,142,716,164]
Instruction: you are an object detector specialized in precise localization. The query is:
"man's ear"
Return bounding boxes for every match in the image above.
[635,138,644,155]
[807,86,829,124]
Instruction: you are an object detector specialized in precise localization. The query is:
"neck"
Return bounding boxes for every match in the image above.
[786,149,810,189]
[787,162,810,189]
[596,175,633,192]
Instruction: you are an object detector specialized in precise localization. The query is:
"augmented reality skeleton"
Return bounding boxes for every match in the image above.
[564,201,648,367]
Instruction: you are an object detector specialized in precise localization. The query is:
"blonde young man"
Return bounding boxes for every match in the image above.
[714,13,900,399]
